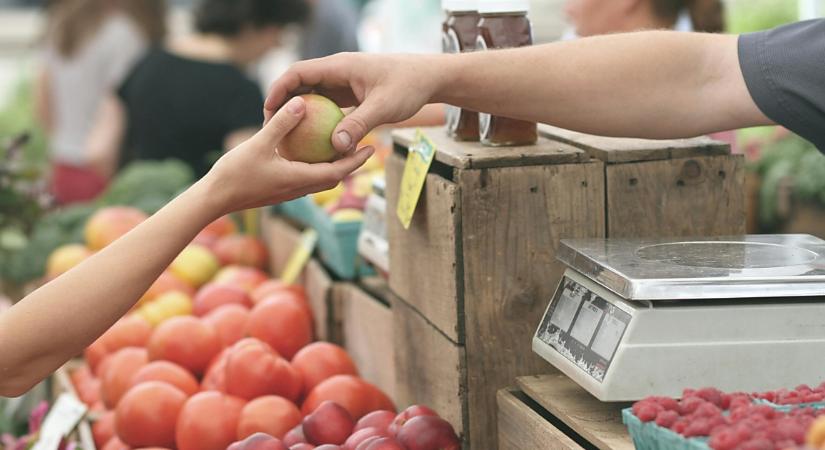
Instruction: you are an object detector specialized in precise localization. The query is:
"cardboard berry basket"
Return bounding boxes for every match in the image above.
[271,198,374,280]
[622,409,711,450]
[51,360,99,450]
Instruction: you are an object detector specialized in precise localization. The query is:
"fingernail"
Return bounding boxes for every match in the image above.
[287,97,304,114]
[335,131,352,149]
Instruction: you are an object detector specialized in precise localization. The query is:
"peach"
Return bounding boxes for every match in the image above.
[354,411,396,433]
[279,94,344,163]
[170,245,220,288]
[46,244,92,279]
[85,206,147,250]
[214,266,269,293]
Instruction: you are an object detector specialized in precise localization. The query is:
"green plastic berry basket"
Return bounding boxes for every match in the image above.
[272,198,374,280]
[622,409,711,450]
[752,398,825,412]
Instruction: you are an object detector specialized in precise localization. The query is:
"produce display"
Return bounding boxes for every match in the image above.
[628,384,825,450]
[52,208,457,450]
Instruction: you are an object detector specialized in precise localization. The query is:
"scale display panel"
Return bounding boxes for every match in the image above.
[536,277,631,382]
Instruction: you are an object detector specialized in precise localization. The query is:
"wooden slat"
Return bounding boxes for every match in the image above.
[261,214,334,340]
[304,259,334,341]
[392,127,587,169]
[497,389,584,450]
[337,283,397,402]
[539,124,730,163]
[391,294,466,440]
[517,374,634,450]
[458,161,606,449]
[386,153,463,343]
[262,214,303,275]
[605,155,746,237]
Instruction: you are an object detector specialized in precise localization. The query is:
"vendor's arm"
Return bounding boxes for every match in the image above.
[266,23,825,151]
[0,97,373,397]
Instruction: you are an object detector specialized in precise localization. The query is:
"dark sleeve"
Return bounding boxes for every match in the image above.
[224,79,265,132]
[738,19,825,151]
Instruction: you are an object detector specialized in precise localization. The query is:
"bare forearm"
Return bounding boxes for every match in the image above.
[436,31,771,138]
[0,178,221,395]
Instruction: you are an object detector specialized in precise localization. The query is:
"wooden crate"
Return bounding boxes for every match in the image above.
[497,370,635,449]
[330,278,396,402]
[261,214,335,341]
[539,124,746,237]
[386,126,745,448]
[387,127,606,447]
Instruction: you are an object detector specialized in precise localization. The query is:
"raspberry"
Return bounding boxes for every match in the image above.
[684,418,712,437]
[750,405,777,420]
[635,403,662,422]
[680,397,707,415]
[709,429,743,450]
[672,418,689,435]
[683,388,697,398]
[696,388,725,407]
[654,396,680,412]
[694,403,724,419]
[730,397,752,411]
[796,384,812,393]
[736,438,775,450]
[655,410,679,428]
[774,418,805,444]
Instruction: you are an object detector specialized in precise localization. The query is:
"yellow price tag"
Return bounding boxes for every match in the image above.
[396,130,436,229]
[280,229,318,285]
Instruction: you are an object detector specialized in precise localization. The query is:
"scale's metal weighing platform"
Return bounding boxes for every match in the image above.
[533,234,825,402]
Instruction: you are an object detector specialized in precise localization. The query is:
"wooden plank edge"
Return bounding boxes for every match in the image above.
[497,388,587,450]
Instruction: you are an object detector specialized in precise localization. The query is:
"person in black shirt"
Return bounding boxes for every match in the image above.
[87,0,308,178]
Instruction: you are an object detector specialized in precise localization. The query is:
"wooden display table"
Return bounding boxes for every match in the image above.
[498,372,633,450]
[386,126,743,449]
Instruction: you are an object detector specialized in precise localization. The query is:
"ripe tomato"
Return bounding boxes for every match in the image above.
[84,337,109,372]
[176,391,246,450]
[224,338,302,402]
[138,271,195,306]
[302,375,395,420]
[101,348,149,408]
[116,381,187,448]
[237,395,302,440]
[147,316,221,376]
[246,296,312,360]
[92,410,115,448]
[100,315,152,352]
[291,342,358,393]
[193,283,253,317]
[251,280,307,304]
[202,304,250,347]
[131,361,199,397]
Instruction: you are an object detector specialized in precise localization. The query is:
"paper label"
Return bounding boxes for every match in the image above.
[31,393,87,450]
[396,130,436,230]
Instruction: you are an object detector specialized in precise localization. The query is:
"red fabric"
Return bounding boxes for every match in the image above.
[51,163,108,205]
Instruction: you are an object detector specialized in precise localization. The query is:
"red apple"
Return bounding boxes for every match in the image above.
[303,401,354,446]
[284,424,308,446]
[227,432,288,450]
[361,437,405,450]
[343,427,390,450]
[396,416,460,450]
[290,445,316,450]
[388,405,438,436]
[354,411,396,433]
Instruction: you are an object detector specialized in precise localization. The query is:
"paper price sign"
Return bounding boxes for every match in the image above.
[396,130,436,229]
[280,229,318,285]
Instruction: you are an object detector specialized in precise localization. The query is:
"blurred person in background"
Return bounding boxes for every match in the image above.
[86,0,308,179]
[563,0,736,151]
[298,0,359,60]
[35,0,166,205]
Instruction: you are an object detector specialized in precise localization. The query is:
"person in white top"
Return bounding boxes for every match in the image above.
[563,0,724,37]
[35,0,166,205]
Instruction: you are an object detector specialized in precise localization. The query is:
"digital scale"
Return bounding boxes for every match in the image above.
[533,234,825,402]
[357,177,389,276]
